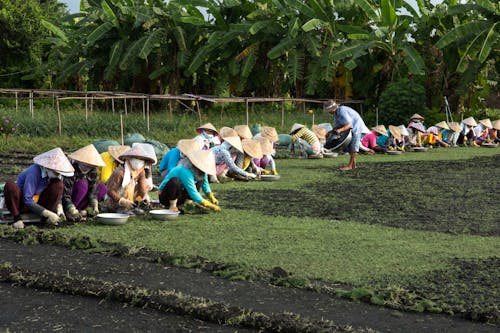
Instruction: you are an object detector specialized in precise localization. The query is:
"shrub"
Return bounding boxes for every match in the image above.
[378,80,426,125]
[0,115,19,144]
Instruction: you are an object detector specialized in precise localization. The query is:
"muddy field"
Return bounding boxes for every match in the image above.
[0,152,498,332]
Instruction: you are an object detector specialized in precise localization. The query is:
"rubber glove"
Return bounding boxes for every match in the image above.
[56,203,66,221]
[271,169,279,176]
[41,209,60,225]
[245,172,257,179]
[119,197,135,210]
[201,199,221,212]
[261,169,271,175]
[207,192,218,205]
[66,205,82,222]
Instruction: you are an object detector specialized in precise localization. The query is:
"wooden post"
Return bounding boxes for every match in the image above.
[142,97,146,119]
[57,97,62,136]
[30,90,34,118]
[245,99,249,125]
[120,113,124,145]
[15,92,18,112]
[85,94,88,120]
[146,97,150,132]
[124,98,128,116]
[196,99,202,125]
[112,97,115,113]
[281,100,285,128]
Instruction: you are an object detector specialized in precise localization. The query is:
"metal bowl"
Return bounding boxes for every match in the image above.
[149,209,180,221]
[322,151,338,158]
[260,175,281,181]
[96,213,129,225]
[481,142,498,148]
[412,146,428,152]
[387,150,403,155]
[324,129,352,152]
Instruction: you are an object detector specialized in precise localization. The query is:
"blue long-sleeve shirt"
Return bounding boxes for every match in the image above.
[158,165,211,204]
[16,164,49,207]
[159,147,181,173]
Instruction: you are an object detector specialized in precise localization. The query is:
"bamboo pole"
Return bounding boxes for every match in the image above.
[15,92,18,112]
[196,99,202,125]
[245,99,249,125]
[281,101,285,128]
[29,90,34,118]
[120,113,124,145]
[142,98,146,120]
[146,97,150,132]
[57,97,62,136]
[124,98,128,116]
[112,97,115,113]
[85,94,88,120]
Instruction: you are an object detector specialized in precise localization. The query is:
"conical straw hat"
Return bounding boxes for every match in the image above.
[234,125,253,139]
[220,127,243,152]
[260,126,278,143]
[132,142,157,165]
[290,123,305,134]
[435,121,449,130]
[219,126,238,138]
[492,119,500,131]
[242,139,263,159]
[254,136,274,155]
[398,125,410,136]
[388,125,401,139]
[119,144,156,164]
[408,122,426,132]
[68,144,106,167]
[479,118,492,129]
[186,149,216,176]
[177,139,199,155]
[410,113,424,120]
[33,147,75,176]
[448,122,462,133]
[372,125,387,136]
[462,116,477,127]
[197,122,218,134]
[312,125,327,140]
[108,145,130,163]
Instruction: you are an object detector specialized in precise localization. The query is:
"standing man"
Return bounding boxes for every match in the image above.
[324,100,367,171]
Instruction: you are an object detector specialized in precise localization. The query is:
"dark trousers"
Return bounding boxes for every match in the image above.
[457,131,474,145]
[4,179,63,217]
[159,177,202,207]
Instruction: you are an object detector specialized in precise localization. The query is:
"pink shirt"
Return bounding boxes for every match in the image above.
[361,131,378,148]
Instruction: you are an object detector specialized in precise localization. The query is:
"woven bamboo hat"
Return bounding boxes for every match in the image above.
[479,118,492,129]
[435,121,450,130]
[462,117,477,127]
[220,126,243,153]
[33,147,75,177]
[260,126,278,143]
[242,138,263,159]
[372,125,387,136]
[398,125,410,136]
[177,139,199,155]
[108,145,131,163]
[290,123,305,134]
[68,144,106,167]
[492,119,500,130]
[132,142,157,165]
[197,122,218,134]
[119,144,156,164]
[254,136,274,155]
[186,149,216,175]
[448,122,462,133]
[312,125,327,140]
[234,125,253,139]
[410,113,425,121]
[388,125,401,139]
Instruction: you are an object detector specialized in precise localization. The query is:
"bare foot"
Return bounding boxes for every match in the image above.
[340,165,354,171]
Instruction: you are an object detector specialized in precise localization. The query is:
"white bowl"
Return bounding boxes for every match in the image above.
[96,213,129,225]
[412,147,428,152]
[150,209,180,221]
[260,175,281,181]
[387,150,403,155]
[481,142,498,148]
[323,152,338,158]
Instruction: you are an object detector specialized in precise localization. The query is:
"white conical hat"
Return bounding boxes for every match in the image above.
[242,138,263,159]
[220,126,243,153]
[448,122,462,133]
[234,125,253,139]
[68,144,106,167]
[197,122,218,134]
[492,119,500,131]
[186,149,216,176]
[108,145,131,163]
[119,144,156,164]
[33,147,75,176]
[410,113,425,120]
[132,142,157,165]
[254,136,274,155]
[435,121,450,130]
[177,139,200,155]
[479,118,492,129]
[260,126,278,143]
[462,117,477,127]
[388,125,401,139]
[372,125,387,136]
[290,123,305,134]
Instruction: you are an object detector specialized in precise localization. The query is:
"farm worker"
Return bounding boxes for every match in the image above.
[386,125,405,151]
[442,122,462,147]
[407,113,427,147]
[324,100,367,170]
[62,144,106,222]
[425,121,450,147]
[158,149,220,212]
[253,136,278,175]
[105,145,155,215]
[233,138,264,177]
[457,117,478,146]
[473,119,493,145]
[132,142,157,193]
[159,139,199,180]
[193,122,220,150]
[289,123,322,158]
[253,126,279,175]
[490,119,500,142]
[3,147,75,229]
[361,125,388,153]
[312,125,328,150]
[97,145,130,201]
[211,127,256,181]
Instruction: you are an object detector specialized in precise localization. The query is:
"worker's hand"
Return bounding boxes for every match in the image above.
[261,169,271,175]
[66,205,82,222]
[245,172,257,180]
[201,199,221,212]
[56,203,66,221]
[118,197,135,210]
[86,200,99,217]
[207,192,219,205]
[271,169,279,176]
[41,209,60,225]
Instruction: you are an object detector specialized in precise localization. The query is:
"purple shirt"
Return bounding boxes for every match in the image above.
[16,164,50,206]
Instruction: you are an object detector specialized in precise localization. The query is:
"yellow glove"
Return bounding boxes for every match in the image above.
[207,192,218,205]
[261,169,271,175]
[271,169,279,175]
[201,199,221,212]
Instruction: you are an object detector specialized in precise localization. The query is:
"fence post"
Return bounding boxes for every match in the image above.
[245,99,249,125]
[15,92,18,112]
[57,97,62,136]
[124,98,128,116]
[30,90,34,118]
[146,97,150,132]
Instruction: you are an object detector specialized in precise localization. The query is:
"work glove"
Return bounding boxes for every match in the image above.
[41,209,60,225]
[201,199,221,212]
[271,169,279,176]
[86,200,99,217]
[207,192,219,205]
[119,197,135,210]
[245,172,257,180]
[66,205,82,222]
[260,169,271,175]
[56,203,66,221]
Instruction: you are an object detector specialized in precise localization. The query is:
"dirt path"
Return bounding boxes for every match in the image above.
[0,239,496,333]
